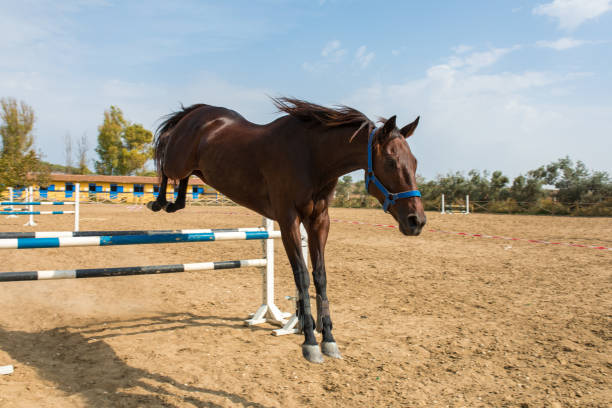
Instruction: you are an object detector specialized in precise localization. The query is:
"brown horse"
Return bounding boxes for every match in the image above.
[147,98,426,363]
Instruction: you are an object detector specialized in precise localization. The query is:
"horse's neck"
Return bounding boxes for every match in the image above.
[312,124,369,183]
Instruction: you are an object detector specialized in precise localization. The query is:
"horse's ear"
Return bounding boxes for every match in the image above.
[376,115,396,144]
[400,116,419,138]
[383,115,396,134]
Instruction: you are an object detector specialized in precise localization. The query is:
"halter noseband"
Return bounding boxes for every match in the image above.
[365,127,421,213]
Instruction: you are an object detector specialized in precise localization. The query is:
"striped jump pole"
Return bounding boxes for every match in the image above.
[0,201,78,206]
[0,227,268,239]
[0,259,267,282]
[0,230,281,249]
[0,211,75,216]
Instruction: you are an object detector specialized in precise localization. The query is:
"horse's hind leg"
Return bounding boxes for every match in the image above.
[146,174,169,212]
[164,177,189,213]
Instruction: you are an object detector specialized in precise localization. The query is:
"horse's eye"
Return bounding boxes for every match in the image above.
[384,157,397,171]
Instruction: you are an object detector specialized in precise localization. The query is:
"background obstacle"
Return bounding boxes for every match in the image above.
[441,194,470,214]
[4,184,81,230]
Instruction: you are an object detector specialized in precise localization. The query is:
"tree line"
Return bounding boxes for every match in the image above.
[334,157,611,216]
[0,97,154,192]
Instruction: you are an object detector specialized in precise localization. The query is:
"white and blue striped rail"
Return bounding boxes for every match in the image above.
[0,227,265,239]
[0,201,75,206]
[0,259,267,281]
[0,229,281,249]
[0,211,75,215]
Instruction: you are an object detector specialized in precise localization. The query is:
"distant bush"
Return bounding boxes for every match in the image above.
[330,156,610,217]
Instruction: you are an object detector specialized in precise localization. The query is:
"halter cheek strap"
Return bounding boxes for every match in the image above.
[365,127,421,212]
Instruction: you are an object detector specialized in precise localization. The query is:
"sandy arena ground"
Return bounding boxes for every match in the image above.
[0,204,610,407]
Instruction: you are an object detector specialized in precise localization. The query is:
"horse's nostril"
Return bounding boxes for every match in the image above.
[407,215,418,229]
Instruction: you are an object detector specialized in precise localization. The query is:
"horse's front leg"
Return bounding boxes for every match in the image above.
[278,214,323,363]
[305,208,341,359]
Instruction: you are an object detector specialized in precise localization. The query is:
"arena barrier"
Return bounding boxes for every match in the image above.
[2,184,80,230]
[0,217,305,332]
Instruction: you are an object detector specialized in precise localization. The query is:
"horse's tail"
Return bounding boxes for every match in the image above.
[153,104,206,177]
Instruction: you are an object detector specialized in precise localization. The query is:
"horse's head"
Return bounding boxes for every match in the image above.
[366,115,426,236]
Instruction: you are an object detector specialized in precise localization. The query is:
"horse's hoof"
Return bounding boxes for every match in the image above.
[302,344,324,363]
[321,342,342,359]
[146,201,162,212]
[164,202,176,213]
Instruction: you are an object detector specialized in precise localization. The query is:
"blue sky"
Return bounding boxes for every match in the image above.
[1,0,611,180]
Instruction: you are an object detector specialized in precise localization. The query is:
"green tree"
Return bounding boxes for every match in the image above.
[95,106,125,175]
[0,97,48,191]
[1,98,34,158]
[94,106,153,175]
[489,170,510,201]
[116,123,153,175]
[530,156,611,204]
[335,175,353,200]
[510,174,544,203]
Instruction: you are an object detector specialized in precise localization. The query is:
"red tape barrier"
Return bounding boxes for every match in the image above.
[199,210,611,251]
[331,218,611,251]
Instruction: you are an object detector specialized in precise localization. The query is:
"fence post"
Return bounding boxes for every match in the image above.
[24,187,36,227]
[441,194,445,214]
[74,183,80,231]
[6,188,17,218]
[465,195,470,214]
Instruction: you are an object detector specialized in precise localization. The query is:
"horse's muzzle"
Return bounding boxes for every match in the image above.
[399,213,426,236]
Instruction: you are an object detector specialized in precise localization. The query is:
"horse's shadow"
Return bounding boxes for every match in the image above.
[0,313,274,408]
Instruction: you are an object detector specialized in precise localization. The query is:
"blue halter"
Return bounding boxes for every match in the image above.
[365,127,421,212]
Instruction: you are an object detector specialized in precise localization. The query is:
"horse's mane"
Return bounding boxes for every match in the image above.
[272,97,372,139]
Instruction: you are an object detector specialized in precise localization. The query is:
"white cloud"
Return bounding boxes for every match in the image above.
[343,48,612,178]
[321,40,346,60]
[447,46,520,72]
[536,37,589,50]
[304,41,373,73]
[354,45,374,69]
[452,44,473,54]
[533,0,612,30]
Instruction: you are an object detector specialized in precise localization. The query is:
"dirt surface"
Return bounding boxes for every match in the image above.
[0,204,610,407]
